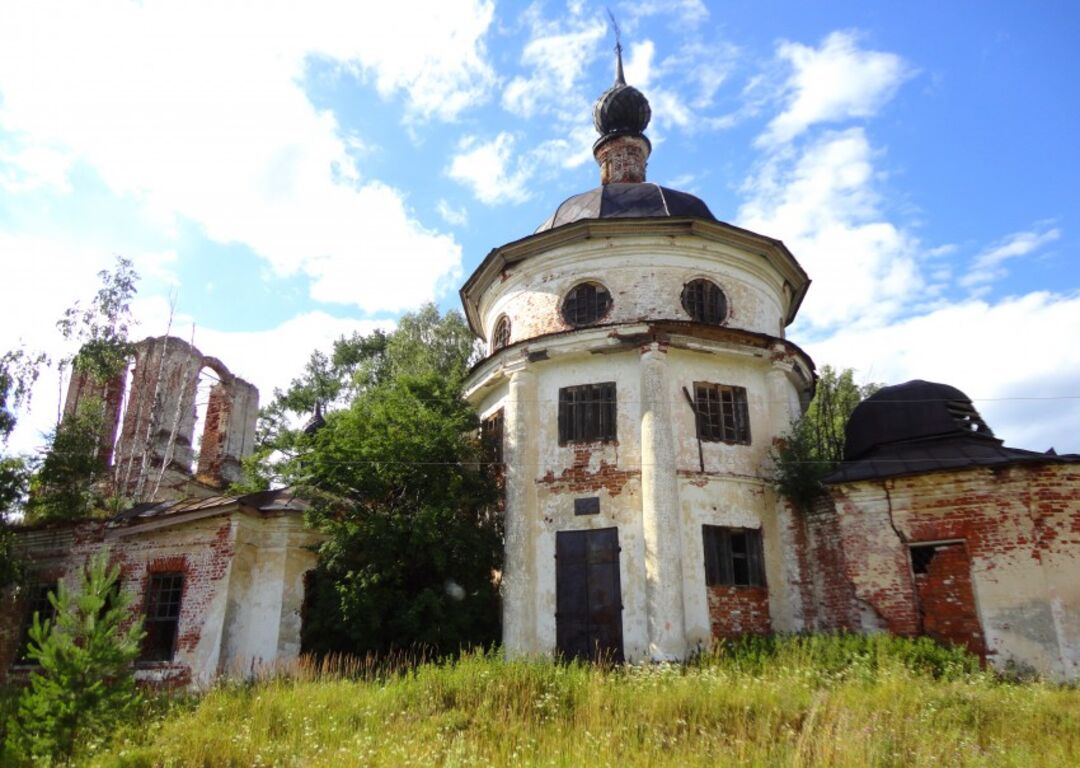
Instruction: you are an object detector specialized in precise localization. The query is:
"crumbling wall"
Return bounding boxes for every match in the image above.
[62,366,128,466]
[58,335,260,501]
[194,363,258,489]
[815,464,1080,680]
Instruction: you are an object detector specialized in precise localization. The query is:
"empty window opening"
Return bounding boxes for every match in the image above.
[910,544,939,575]
[562,282,612,327]
[682,279,728,325]
[492,315,512,352]
[558,383,617,444]
[141,572,184,663]
[945,399,993,436]
[481,409,505,468]
[703,526,765,587]
[17,580,58,663]
[693,383,751,444]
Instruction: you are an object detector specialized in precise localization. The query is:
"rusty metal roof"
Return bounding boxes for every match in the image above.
[536,183,716,232]
[108,487,307,527]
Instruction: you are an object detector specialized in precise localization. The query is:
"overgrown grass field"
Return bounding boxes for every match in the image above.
[8,635,1080,767]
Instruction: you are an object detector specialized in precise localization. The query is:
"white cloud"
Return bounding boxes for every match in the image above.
[760,31,910,147]
[961,225,1061,287]
[0,232,393,455]
[436,199,469,227]
[0,0,496,314]
[805,291,1080,453]
[739,128,925,331]
[448,133,533,205]
[501,13,607,120]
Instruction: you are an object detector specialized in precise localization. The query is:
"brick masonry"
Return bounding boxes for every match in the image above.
[707,585,771,638]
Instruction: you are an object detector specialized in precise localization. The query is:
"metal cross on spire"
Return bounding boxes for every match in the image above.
[606,9,626,85]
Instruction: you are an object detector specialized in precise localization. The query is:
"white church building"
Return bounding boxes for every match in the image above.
[460,49,816,661]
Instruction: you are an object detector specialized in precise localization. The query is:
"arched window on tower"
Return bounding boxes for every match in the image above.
[492,315,511,352]
[682,279,728,325]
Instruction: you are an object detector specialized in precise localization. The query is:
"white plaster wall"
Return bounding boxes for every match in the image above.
[470,338,804,661]
[480,235,790,348]
[220,513,319,675]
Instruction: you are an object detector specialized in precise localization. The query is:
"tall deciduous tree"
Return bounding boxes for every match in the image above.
[773,366,881,512]
[259,305,499,656]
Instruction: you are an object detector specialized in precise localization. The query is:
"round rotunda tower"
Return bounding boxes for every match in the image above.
[460,45,816,662]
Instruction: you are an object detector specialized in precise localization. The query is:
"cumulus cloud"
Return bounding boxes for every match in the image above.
[760,31,911,147]
[447,133,532,205]
[739,128,924,331]
[0,1,496,313]
[501,13,607,121]
[961,225,1061,288]
[807,291,1080,453]
[436,199,469,227]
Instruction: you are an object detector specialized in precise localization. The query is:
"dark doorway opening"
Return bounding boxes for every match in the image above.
[556,527,624,662]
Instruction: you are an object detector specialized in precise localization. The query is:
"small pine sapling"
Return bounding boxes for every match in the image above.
[6,551,145,764]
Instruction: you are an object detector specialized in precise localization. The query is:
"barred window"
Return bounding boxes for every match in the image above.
[141,572,184,662]
[682,279,727,325]
[693,382,751,444]
[558,383,617,444]
[492,315,511,352]
[17,580,57,663]
[561,282,611,327]
[703,526,765,587]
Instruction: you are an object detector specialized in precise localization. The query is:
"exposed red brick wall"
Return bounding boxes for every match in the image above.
[595,135,649,184]
[815,463,1080,667]
[538,444,638,496]
[913,543,987,660]
[195,383,230,487]
[708,585,770,638]
[3,515,237,684]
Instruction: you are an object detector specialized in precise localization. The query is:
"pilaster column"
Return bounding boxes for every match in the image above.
[639,342,687,659]
[503,362,538,656]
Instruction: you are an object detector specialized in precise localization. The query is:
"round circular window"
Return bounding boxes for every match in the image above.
[681,279,727,325]
[561,282,612,327]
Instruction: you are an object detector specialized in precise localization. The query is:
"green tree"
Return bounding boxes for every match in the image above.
[773,366,881,512]
[5,551,144,765]
[262,305,498,656]
[27,257,138,522]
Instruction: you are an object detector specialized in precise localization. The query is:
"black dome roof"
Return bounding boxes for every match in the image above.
[537,182,716,232]
[844,380,996,461]
[593,81,651,140]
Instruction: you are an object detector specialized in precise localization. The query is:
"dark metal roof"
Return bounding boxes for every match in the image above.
[108,487,307,526]
[536,183,716,232]
[844,380,995,462]
[825,379,1079,483]
[824,435,1079,484]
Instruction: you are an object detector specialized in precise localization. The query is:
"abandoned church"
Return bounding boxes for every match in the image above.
[3,50,1078,685]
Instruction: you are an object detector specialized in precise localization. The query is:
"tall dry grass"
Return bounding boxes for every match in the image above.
[85,635,1080,767]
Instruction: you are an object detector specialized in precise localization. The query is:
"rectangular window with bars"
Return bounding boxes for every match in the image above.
[141,572,184,663]
[693,382,751,444]
[702,526,766,587]
[558,382,617,445]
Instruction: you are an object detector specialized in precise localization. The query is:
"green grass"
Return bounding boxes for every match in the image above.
[9,635,1080,767]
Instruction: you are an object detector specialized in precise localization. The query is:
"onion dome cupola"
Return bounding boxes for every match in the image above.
[592,43,652,185]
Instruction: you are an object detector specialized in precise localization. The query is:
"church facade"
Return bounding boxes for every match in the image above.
[460,51,1080,678]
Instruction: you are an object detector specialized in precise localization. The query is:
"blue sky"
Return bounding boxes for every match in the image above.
[1,0,1078,454]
